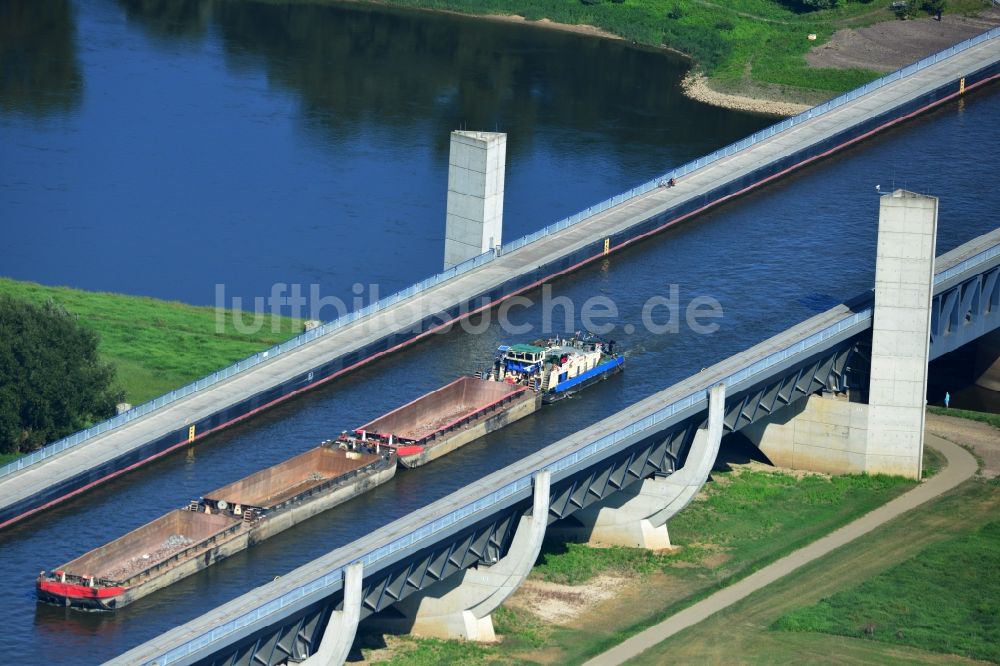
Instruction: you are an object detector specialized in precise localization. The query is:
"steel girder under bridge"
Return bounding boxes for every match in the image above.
[120,229,1000,666]
[133,316,867,666]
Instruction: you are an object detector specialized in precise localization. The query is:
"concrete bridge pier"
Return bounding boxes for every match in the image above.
[377,471,550,642]
[443,130,506,269]
[300,562,363,666]
[553,384,725,550]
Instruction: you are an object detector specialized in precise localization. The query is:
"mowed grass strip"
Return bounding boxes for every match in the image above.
[773,519,1000,662]
[928,405,1000,429]
[0,278,300,404]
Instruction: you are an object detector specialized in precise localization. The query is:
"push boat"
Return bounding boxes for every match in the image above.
[36,438,395,610]
[482,335,624,404]
[344,336,624,468]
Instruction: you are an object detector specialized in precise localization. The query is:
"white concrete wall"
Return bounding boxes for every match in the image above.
[444,131,506,269]
[867,190,938,479]
[742,394,870,474]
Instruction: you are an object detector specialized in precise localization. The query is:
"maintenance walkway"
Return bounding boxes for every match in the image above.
[2,30,999,530]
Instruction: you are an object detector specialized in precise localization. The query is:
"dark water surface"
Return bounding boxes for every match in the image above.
[1,1,1000,663]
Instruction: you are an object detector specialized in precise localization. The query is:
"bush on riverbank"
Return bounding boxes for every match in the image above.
[0,295,121,455]
[0,278,299,407]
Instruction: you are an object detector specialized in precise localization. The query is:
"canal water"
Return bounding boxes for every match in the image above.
[1,1,999,663]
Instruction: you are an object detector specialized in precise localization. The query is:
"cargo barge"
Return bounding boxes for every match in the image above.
[350,376,540,468]
[347,337,623,468]
[36,440,395,610]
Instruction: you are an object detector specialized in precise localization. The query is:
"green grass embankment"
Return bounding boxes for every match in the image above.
[773,520,1000,662]
[0,278,300,405]
[363,461,919,664]
[625,467,1000,665]
[331,0,988,100]
[929,405,1000,429]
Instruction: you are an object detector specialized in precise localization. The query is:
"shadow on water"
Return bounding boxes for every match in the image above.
[117,0,763,161]
[0,0,83,117]
[119,0,212,42]
[1,0,774,308]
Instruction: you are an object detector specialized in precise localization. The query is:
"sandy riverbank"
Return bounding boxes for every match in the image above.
[682,74,812,117]
[340,2,997,116]
[426,5,999,116]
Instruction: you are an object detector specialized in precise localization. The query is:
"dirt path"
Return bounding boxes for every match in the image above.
[808,10,1000,72]
[583,433,978,666]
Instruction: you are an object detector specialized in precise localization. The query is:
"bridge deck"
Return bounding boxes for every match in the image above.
[112,225,1000,665]
[3,36,999,526]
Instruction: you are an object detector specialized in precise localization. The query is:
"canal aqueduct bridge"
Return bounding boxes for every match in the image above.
[113,214,1000,665]
[1,27,998,532]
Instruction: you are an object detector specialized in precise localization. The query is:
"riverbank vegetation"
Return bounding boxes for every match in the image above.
[0,278,299,409]
[349,0,989,102]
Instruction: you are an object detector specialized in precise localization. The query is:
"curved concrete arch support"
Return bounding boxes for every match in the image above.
[563,383,725,550]
[302,561,363,666]
[387,471,551,641]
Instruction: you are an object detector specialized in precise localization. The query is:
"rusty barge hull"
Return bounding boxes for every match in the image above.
[358,376,540,468]
[37,447,395,610]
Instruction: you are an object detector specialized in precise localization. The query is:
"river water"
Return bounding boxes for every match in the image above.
[1,1,999,663]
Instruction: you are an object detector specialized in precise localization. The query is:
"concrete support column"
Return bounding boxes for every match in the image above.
[385,471,550,641]
[301,562,362,666]
[556,384,725,549]
[443,130,507,269]
[974,329,1000,391]
[867,190,938,479]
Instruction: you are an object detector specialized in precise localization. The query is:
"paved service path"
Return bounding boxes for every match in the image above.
[584,433,978,666]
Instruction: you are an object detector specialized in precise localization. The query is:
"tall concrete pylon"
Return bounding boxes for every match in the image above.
[742,191,938,480]
[866,189,938,479]
[378,471,550,641]
[443,131,506,269]
[554,384,725,549]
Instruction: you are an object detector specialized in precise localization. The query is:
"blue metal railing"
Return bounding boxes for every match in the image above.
[5,25,998,484]
[935,242,1000,285]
